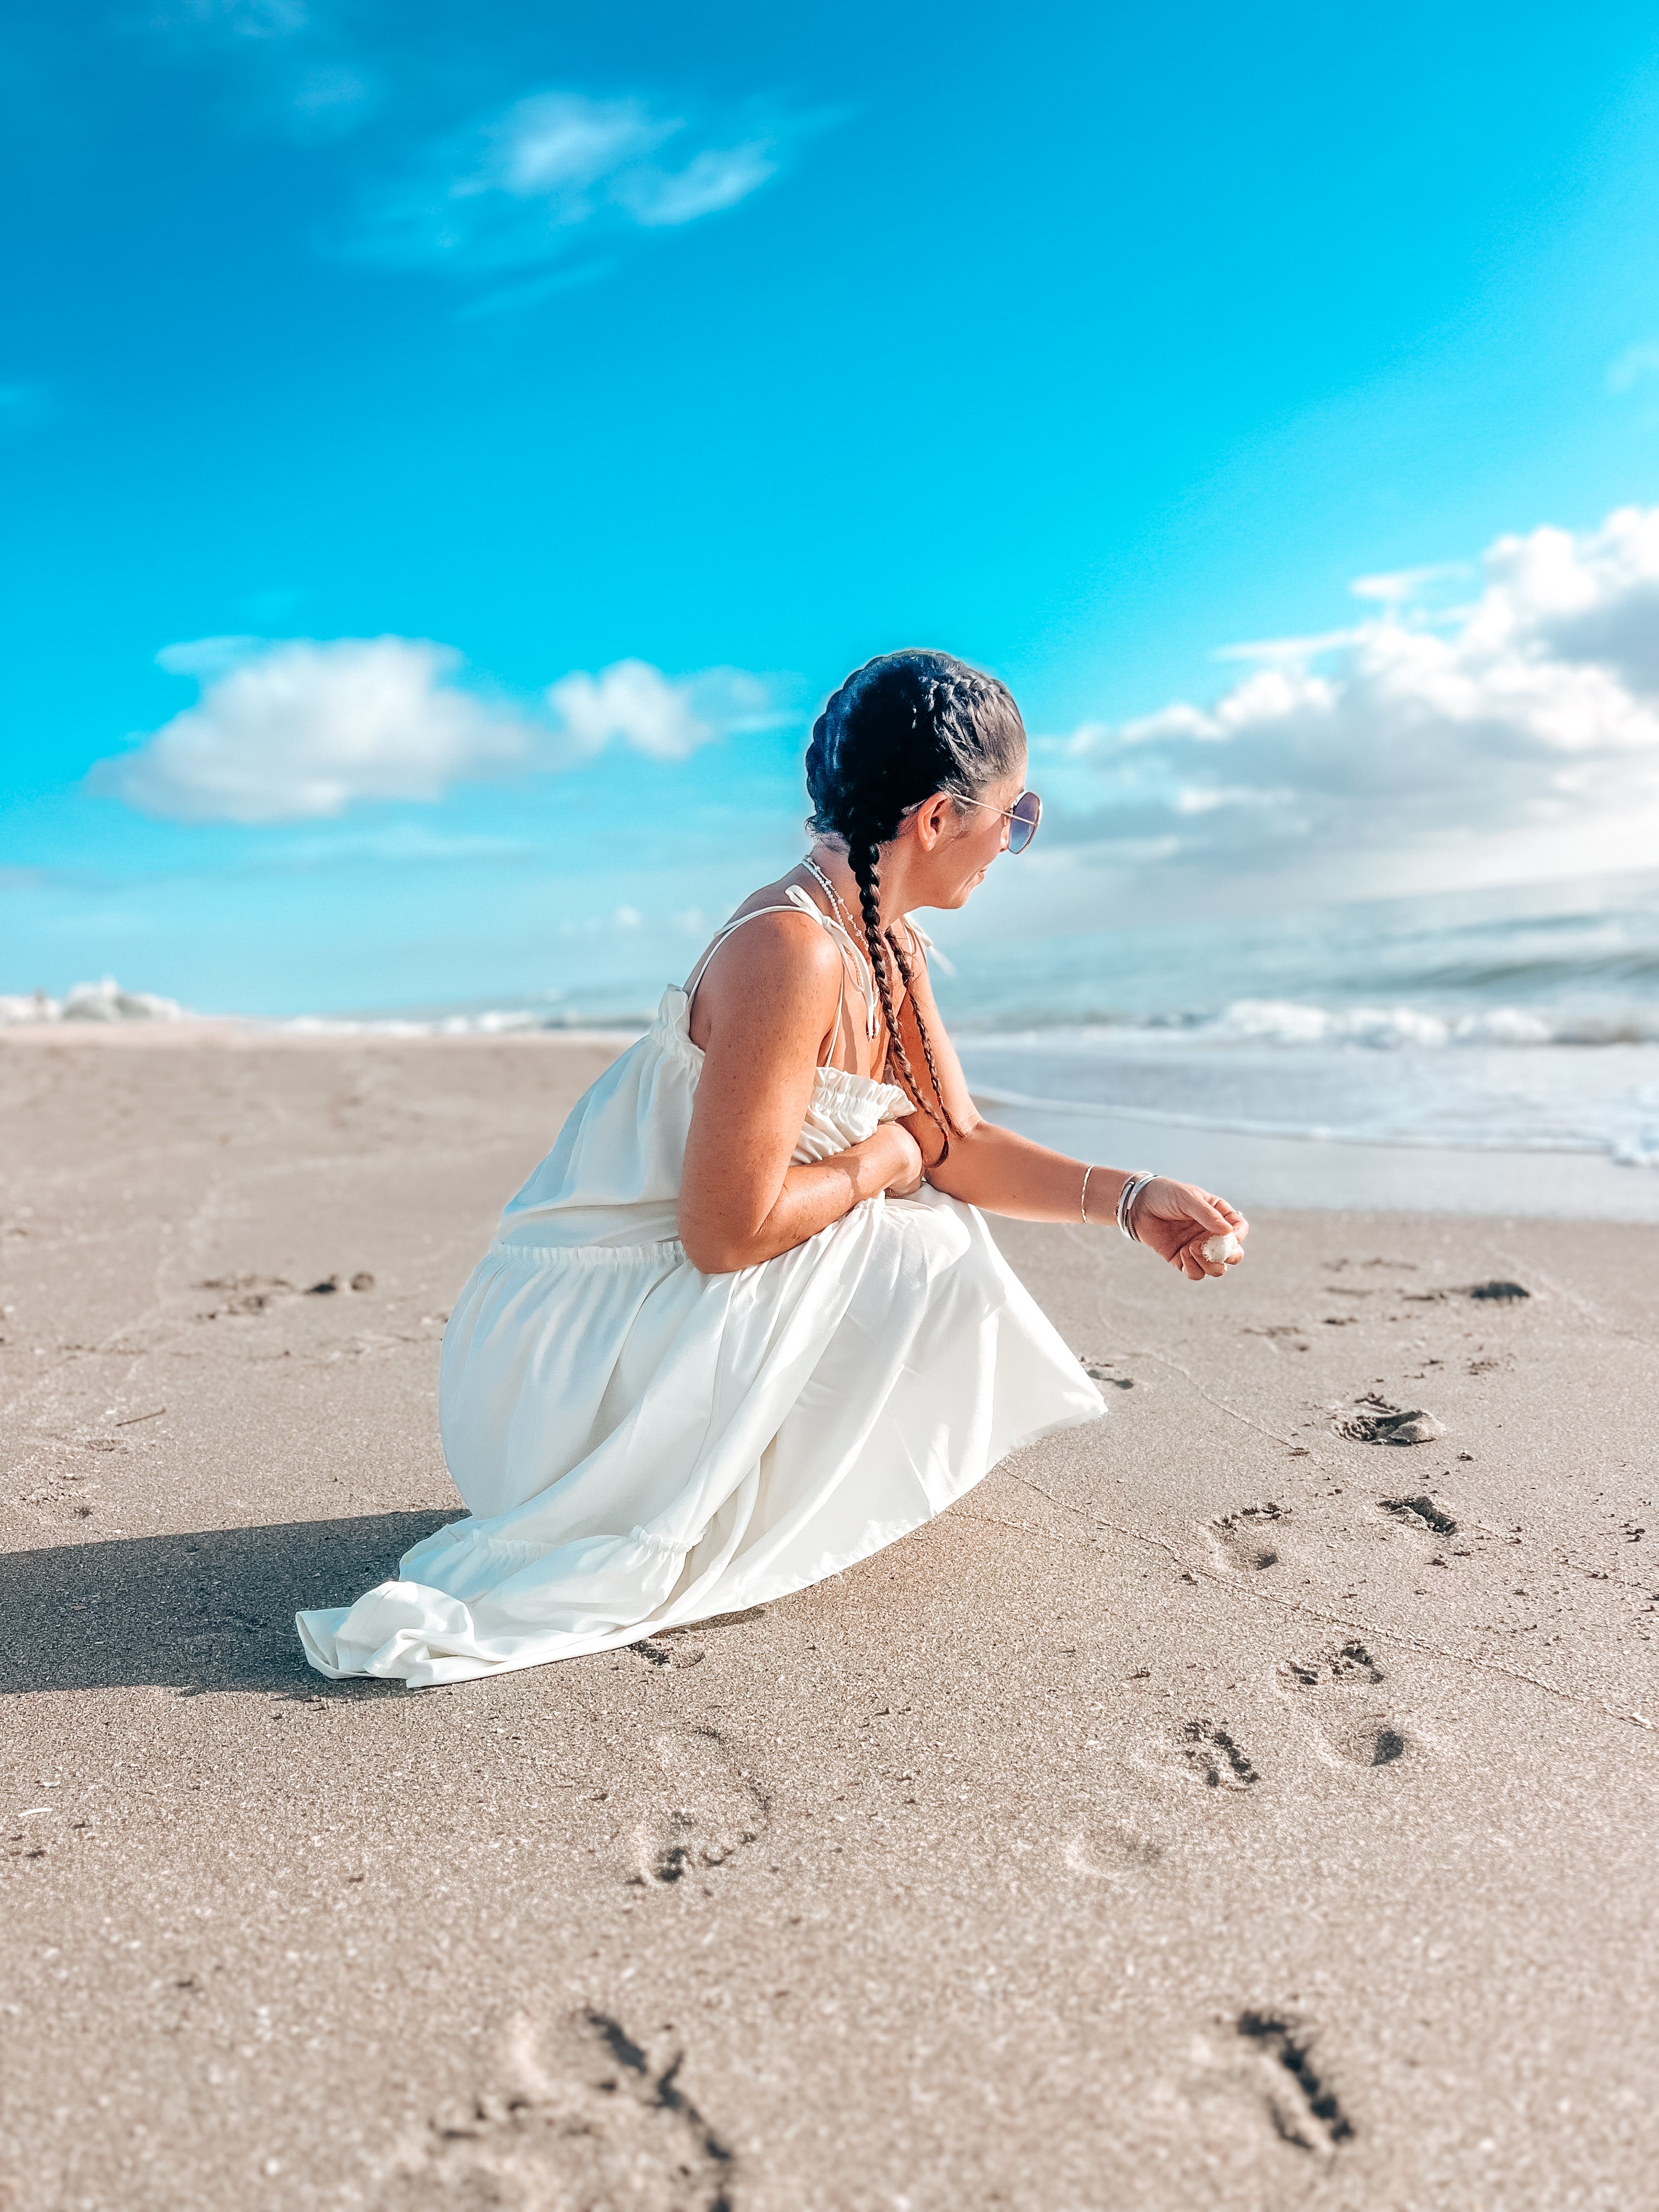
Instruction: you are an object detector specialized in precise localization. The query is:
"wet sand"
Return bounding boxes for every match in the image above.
[2,1029,1656,2211]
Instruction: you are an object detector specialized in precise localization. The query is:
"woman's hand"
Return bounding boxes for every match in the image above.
[876,1122,926,1197]
[1131,1180,1249,1280]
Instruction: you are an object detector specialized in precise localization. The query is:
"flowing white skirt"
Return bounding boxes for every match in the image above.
[297,1187,1104,1685]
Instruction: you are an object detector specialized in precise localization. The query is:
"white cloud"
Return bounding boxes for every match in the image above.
[486,94,667,196]
[94,637,534,825]
[619,144,777,227]
[1348,563,1465,605]
[348,88,793,278]
[91,637,782,824]
[1048,505,1659,891]
[1213,626,1363,665]
[546,659,780,763]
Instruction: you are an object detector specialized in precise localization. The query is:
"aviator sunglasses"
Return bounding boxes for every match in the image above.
[955,788,1042,853]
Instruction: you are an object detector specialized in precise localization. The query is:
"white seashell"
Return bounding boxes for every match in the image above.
[1201,1233,1240,1266]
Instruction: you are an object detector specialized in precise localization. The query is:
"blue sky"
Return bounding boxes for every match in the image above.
[8,1,1659,1015]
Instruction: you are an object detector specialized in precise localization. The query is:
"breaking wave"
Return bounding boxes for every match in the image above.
[0,979,192,1025]
[1080,997,1659,1048]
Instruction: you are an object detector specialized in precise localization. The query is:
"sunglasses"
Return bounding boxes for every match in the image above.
[954,789,1042,853]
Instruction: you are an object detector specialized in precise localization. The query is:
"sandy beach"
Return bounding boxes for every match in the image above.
[3,1027,1656,2212]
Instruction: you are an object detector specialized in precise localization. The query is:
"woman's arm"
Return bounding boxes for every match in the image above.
[890,923,1248,1280]
[679,914,922,1274]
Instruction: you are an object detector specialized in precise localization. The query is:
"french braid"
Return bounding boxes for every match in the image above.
[846,832,954,1155]
[881,922,957,1141]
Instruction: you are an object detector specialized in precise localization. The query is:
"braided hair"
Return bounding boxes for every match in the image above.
[804,650,1025,1155]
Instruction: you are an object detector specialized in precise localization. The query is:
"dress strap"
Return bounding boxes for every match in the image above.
[684,891,879,1059]
[784,887,881,1043]
[891,914,955,978]
[826,934,849,1070]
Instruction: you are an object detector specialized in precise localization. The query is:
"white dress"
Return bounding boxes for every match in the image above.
[297,893,1105,1685]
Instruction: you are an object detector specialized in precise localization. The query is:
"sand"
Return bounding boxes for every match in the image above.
[2,1028,1656,2211]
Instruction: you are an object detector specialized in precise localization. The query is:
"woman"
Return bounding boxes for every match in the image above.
[298,652,1247,1686]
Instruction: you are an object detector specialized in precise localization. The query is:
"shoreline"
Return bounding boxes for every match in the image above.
[6,1023,1656,1222]
[985,1094,1659,1222]
[0,1020,646,1050]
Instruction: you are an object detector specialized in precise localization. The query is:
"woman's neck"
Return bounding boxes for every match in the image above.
[804,841,901,932]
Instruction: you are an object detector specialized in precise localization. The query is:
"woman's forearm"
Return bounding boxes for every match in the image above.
[681,1126,914,1272]
[748,1146,903,1261]
[924,1119,1131,1222]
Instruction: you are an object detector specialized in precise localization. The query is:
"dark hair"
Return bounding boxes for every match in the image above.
[805,650,1025,1153]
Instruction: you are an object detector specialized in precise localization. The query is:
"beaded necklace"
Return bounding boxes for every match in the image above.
[799,855,879,1042]
[800,854,860,938]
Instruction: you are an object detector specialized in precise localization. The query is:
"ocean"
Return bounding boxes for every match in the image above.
[936,870,1659,1171]
[8,867,1659,1214]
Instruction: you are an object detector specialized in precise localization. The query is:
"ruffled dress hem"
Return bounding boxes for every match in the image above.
[295,1395,1102,1688]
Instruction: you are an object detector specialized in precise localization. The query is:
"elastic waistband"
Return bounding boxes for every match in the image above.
[484,1235,685,1268]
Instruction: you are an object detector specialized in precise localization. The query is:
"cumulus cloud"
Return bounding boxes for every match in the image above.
[548,659,780,763]
[93,637,534,825]
[1048,506,1659,887]
[347,88,791,278]
[91,636,781,824]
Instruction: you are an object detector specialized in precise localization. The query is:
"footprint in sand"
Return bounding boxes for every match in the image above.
[1336,1395,1445,1446]
[632,1725,770,1888]
[1279,1639,1385,1692]
[380,2009,735,2211]
[1380,1493,1458,1538]
[1234,2009,1355,2153]
[1081,1355,1136,1390]
[1278,1642,1412,1765]
[627,1634,706,1671]
[196,1273,294,1317]
[196,1270,375,1316]
[1176,1718,1260,1789]
[1243,1323,1311,1352]
[1063,1819,1169,1879]
[1322,1714,1413,1767]
[1209,1503,1288,1572]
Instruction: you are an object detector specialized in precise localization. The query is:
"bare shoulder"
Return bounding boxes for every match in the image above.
[686,889,843,1036]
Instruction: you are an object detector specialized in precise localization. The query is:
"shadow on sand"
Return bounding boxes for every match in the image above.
[0,1511,463,1697]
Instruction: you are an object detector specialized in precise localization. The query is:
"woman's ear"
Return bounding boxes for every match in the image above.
[909,793,956,851]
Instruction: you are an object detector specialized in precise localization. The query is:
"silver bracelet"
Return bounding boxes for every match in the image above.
[1080,1165,1093,1224]
[1116,1172,1158,1243]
